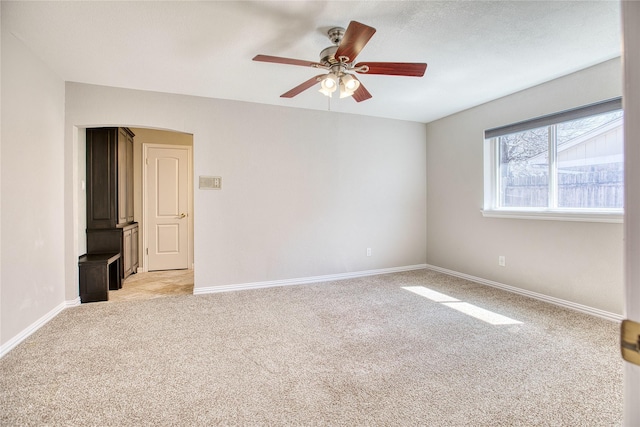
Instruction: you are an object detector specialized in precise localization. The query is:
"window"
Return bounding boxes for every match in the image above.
[483,98,623,222]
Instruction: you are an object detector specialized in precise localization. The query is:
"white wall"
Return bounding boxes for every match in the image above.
[1,26,66,347]
[426,58,623,315]
[64,84,427,298]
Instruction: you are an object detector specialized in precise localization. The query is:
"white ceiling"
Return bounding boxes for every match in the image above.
[3,1,622,123]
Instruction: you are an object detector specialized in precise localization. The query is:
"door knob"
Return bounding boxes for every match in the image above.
[178,213,187,219]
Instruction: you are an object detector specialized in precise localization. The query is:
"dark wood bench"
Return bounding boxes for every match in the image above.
[78,253,121,303]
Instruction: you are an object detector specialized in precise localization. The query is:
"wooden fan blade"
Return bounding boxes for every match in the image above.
[280,74,324,98]
[352,77,372,103]
[334,21,376,63]
[253,54,323,68]
[355,62,427,77]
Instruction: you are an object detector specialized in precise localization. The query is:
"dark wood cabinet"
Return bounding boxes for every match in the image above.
[85,127,138,286]
[117,127,135,224]
[123,223,137,278]
[87,127,134,229]
[86,223,138,280]
[131,225,139,273]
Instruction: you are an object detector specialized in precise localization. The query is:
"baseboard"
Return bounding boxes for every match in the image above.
[65,297,81,307]
[0,300,68,358]
[425,264,623,322]
[194,264,428,295]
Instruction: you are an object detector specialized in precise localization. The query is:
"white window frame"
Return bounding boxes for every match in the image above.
[482,98,623,223]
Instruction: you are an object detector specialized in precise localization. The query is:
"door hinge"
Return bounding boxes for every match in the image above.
[146,248,148,255]
[621,319,640,366]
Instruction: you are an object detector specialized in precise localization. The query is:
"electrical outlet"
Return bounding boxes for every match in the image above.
[498,256,506,267]
[367,248,372,257]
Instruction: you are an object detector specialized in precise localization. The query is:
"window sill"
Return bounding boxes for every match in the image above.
[481,209,623,223]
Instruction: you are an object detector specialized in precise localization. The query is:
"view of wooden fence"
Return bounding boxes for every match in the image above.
[502,167,624,208]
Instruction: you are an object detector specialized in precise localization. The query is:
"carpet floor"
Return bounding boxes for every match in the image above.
[0,269,622,426]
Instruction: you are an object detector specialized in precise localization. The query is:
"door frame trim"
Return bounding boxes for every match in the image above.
[142,143,193,272]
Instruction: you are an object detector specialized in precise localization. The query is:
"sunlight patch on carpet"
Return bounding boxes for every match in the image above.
[401,286,460,302]
[402,286,522,325]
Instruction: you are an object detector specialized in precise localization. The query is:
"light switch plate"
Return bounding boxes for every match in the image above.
[199,176,222,190]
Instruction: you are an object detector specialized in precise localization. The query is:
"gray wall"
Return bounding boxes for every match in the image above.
[426,58,623,314]
[1,27,66,345]
[64,84,428,298]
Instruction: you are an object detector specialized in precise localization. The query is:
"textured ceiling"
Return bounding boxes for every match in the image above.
[2,1,622,123]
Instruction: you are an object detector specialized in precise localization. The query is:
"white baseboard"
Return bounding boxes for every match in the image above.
[0,301,67,358]
[193,264,428,295]
[425,264,623,322]
[65,297,81,307]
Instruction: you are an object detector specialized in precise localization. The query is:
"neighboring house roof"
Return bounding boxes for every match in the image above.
[528,117,623,167]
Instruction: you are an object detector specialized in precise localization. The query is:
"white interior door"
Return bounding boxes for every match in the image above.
[146,146,190,271]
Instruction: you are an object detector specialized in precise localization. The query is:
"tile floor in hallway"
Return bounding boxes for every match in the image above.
[108,269,194,302]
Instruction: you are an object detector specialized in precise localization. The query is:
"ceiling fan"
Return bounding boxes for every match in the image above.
[253,21,427,102]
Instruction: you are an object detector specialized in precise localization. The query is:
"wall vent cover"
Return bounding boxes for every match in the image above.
[199,176,222,190]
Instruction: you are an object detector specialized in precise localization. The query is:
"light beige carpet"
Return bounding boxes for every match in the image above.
[0,269,622,426]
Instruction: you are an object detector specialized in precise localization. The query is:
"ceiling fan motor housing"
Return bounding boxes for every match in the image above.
[320,46,340,65]
[321,27,347,66]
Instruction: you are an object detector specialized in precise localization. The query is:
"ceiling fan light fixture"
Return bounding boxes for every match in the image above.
[319,73,338,97]
[339,74,360,98]
[343,74,359,90]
